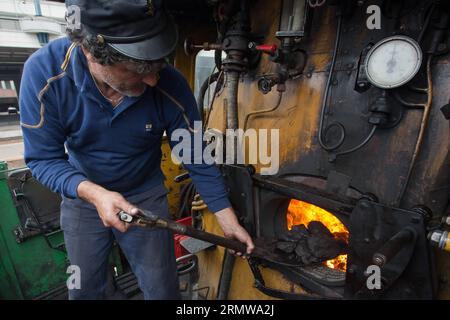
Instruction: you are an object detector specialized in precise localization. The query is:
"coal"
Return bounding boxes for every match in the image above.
[275,241,297,254]
[307,234,341,260]
[308,221,334,238]
[277,232,298,243]
[294,239,310,257]
[306,221,342,260]
[278,224,310,242]
[295,239,316,265]
[291,224,309,237]
[276,221,347,266]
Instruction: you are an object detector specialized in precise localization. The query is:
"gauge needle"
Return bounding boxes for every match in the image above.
[387,44,397,73]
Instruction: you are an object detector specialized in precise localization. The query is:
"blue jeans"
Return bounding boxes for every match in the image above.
[60,184,180,300]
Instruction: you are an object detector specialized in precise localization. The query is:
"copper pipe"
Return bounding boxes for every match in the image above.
[396,56,433,206]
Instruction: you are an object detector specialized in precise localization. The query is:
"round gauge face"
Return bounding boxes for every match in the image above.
[365,36,423,89]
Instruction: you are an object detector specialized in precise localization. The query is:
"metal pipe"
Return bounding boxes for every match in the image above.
[331,125,377,161]
[318,13,343,151]
[216,0,249,301]
[197,72,220,122]
[214,61,237,297]
[372,228,416,267]
[203,71,223,131]
[217,251,235,299]
[225,71,240,130]
[253,185,261,238]
[393,92,426,109]
[243,91,283,130]
[291,0,307,32]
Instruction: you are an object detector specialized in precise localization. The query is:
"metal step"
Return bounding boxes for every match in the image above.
[114,272,141,298]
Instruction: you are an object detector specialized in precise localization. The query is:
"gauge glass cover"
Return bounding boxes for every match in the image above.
[365,36,422,89]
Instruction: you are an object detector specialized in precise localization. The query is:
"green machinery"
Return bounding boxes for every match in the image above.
[0,161,123,299]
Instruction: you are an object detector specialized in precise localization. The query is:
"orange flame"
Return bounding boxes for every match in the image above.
[286,199,348,271]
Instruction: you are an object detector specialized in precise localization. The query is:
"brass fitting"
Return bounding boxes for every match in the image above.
[429,230,450,252]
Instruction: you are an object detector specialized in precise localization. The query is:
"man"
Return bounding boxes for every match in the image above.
[19,0,254,300]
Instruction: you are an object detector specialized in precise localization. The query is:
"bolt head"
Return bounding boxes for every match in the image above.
[373,256,384,266]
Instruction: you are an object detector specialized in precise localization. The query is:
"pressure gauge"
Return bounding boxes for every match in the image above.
[365,35,423,89]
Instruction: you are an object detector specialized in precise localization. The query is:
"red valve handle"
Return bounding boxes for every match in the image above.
[255,44,278,55]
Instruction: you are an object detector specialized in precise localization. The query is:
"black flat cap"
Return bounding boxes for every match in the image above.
[65,0,178,61]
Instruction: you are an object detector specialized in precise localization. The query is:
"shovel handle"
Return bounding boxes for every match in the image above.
[155,215,250,254]
[119,211,255,256]
[181,224,268,257]
[182,224,250,254]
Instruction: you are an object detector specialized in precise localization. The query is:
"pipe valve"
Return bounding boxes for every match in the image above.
[249,43,278,56]
[184,37,222,56]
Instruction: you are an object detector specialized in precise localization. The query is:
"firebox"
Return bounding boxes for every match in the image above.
[221,164,437,300]
[284,199,348,272]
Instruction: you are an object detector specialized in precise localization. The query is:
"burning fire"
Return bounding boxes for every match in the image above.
[287,199,348,271]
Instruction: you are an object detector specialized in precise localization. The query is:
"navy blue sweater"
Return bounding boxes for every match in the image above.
[19,37,230,213]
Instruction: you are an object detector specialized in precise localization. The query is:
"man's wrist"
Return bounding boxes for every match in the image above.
[77,180,108,206]
[207,197,232,214]
[215,207,239,224]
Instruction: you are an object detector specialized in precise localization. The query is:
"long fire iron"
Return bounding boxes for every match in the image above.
[118,209,303,267]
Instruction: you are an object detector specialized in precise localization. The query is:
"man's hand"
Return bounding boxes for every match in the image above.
[77,181,138,232]
[215,207,255,257]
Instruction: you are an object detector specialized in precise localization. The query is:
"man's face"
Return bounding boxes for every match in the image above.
[83,47,163,97]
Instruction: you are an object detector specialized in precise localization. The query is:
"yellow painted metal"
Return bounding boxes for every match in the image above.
[160,137,187,218]
[436,248,450,299]
[174,45,196,90]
